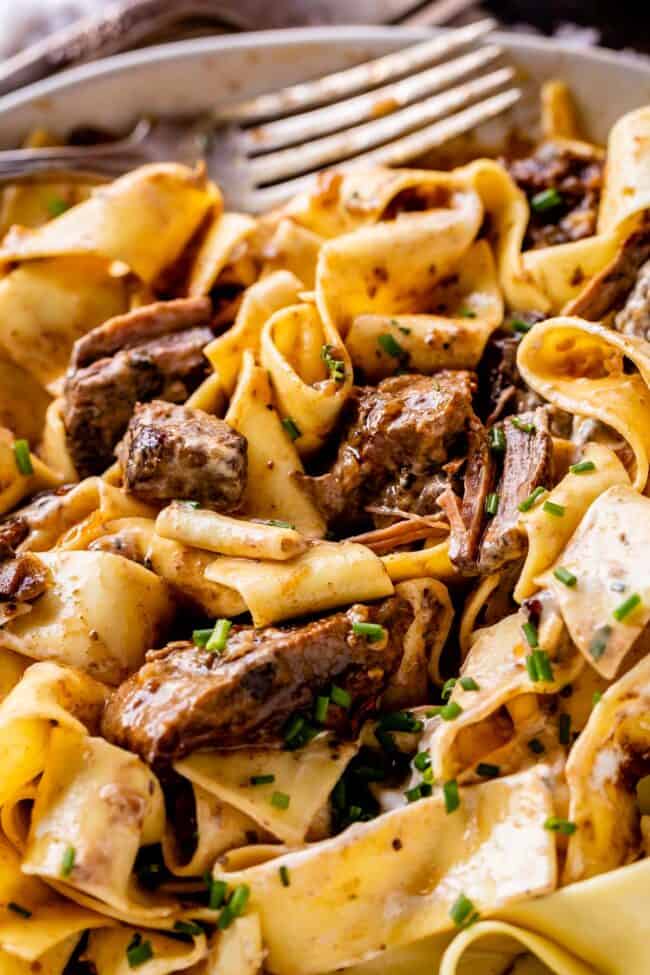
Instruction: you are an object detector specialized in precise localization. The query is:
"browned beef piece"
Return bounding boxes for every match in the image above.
[302,372,479,531]
[437,422,495,573]
[506,142,603,250]
[102,594,413,765]
[116,401,247,508]
[478,409,553,572]
[477,321,546,423]
[565,227,650,324]
[0,546,49,602]
[63,298,214,477]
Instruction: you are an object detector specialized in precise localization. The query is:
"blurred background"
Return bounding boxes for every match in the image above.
[1,0,648,87]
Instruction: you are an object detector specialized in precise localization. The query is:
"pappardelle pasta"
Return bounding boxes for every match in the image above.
[2,83,650,975]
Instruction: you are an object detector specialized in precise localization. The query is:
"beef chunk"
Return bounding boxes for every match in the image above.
[506,142,603,250]
[478,409,553,572]
[0,541,49,603]
[102,593,414,765]
[302,372,479,532]
[63,298,214,477]
[477,322,546,423]
[566,226,650,324]
[116,401,247,509]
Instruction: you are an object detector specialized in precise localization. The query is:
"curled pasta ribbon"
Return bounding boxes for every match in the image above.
[85,927,207,975]
[458,572,503,659]
[0,426,60,518]
[187,211,256,297]
[205,270,304,395]
[562,653,650,885]
[176,733,357,847]
[0,164,218,284]
[316,178,483,336]
[518,316,650,490]
[224,352,325,538]
[261,301,352,453]
[345,240,502,381]
[515,442,629,603]
[216,765,556,975]
[0,551,173,685]
[260,217,323,288]
[598,105,650,236]
[146,533,246,617]
[0,353,51,445]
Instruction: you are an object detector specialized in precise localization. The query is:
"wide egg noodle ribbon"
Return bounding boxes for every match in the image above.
[204,540,393,627]
[175,733,358,846]
[146,532,246,617]
[515,442,629,603]
[517,316,650,490]
[187,211,256,298]
[0,353,52,444]
[260,217,324,288]
[539,484,650,678]
[214,765,557,975]
[0,550,173,685]
[344,240,503,380]
[597,106,650,237]
[205,271,304,395]
[0,164,218,285]
[260,301,352,454]
[84,927,207,975]
[198,913,264,975]
[224,351,326,538]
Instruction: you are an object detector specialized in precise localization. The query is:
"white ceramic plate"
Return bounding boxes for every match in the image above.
[0,26,649,163]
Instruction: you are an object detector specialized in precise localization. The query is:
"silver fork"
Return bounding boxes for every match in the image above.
[0,20,520,212]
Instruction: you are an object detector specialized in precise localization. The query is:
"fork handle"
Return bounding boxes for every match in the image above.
[0,143,149,184]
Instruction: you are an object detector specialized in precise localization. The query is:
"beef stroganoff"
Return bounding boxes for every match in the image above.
[1,82,650,975]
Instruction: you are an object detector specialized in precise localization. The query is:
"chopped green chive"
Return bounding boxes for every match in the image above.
[458,308,477,318]
[592,691,603,706]
[282,417,301,441]
[613,593,642,622]
[518,485,546,512]
[377,333,405,358]
[60,846,75,878]
[559,713,571,746]
[405,785,423,803]
[375,728,397,752]
[589,625,611,660]
[13,440,33,476]
[485,493,499,516]
[413,751,431,772]
[543,500,565,517]
[476,762,500,778]
[522,621,539,649]
[206,619,232,653]
[511,318,533,333]
[315,695,330,723]
[265,519,295,529]
[7,902,31,918]
[459,676,480,692]
[441,678,457,701]
[250,774,275,786]
[352,621,386,642]
[544,816,577,836]
[531,188,563,213]
[528,738,545,755]
[489,426,506,453]
[378,711,423,733]
[443,779,460,814]
[279,865,291,887]
[284,714,307,746]
[511,416,536,433]
[636,775,650,815]
[47,196,70,217]
[271,791,290,810]
[422,765,434,785]
[450,893,478,927]
[218,884,250,930]
[192,628,213,648]
[440,702,463,721]
[126,936,153,968]
[553,567,577,587]
[569,460,596,474]
[206,876,228,910]
[331,685,352,709]
[526,650,554,683]
[173,920,203,937]
[320,344,346,382]
[183,500,200,508]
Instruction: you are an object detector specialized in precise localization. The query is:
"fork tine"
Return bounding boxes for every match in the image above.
[216,19,496,124]
[248,67,514,185]
[249,87,520,212]
[243,45,502,154]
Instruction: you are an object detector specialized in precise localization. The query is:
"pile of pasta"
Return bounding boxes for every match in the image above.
[1,83,650,975]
